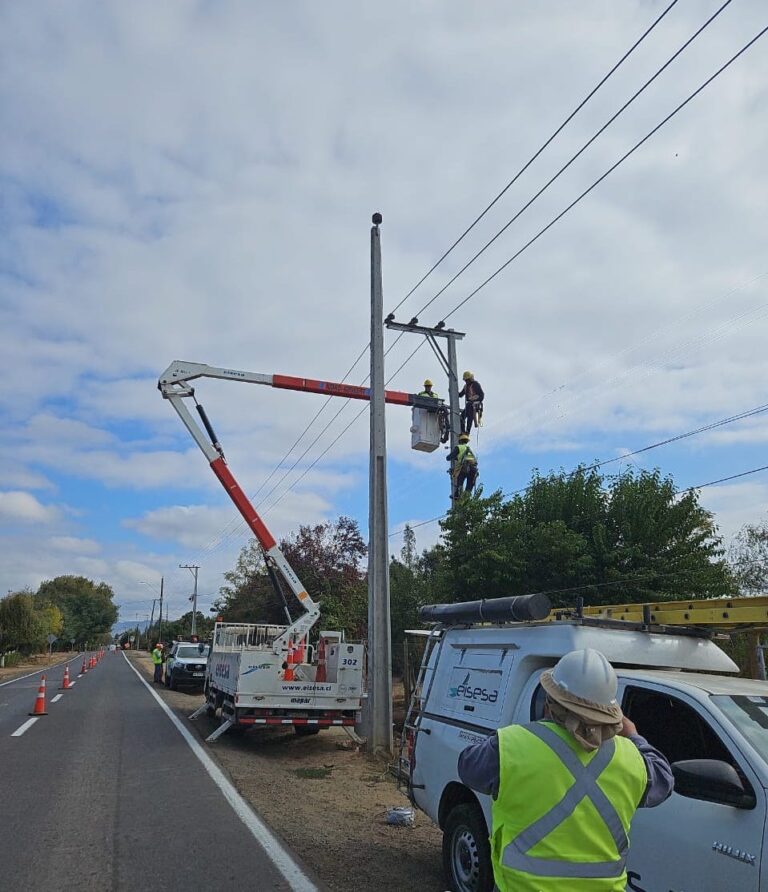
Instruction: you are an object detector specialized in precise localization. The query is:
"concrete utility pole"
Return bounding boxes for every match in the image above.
[179,564,200,636]
[384,318,465,503]
[148,598,157,649]
[367,212,393,755]
[158,576,164,644]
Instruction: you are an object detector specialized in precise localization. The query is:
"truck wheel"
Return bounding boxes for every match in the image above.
[442,802,493,892]
[294,725,321,736]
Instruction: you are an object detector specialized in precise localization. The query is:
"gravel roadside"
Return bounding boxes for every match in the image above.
[127,651,445,892]
[0,651,82,684]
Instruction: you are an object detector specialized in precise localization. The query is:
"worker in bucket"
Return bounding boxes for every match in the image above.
[418,378,439,399]
[458,370,484,434]
[458,648,673,892]
[151,642,164,684]
[446,433,478,500]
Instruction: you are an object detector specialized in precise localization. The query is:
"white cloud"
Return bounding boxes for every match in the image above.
[0,490,61,524]
[49,536,101,554]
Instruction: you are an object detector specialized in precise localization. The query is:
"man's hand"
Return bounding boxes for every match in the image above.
[620,715,638,737]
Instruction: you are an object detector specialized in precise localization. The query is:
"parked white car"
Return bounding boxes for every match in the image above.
[164,641,210,690]
[402,604,768,892]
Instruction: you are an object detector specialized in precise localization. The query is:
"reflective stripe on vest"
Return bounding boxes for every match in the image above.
[492,722,647,892]
[418,390,439,399]
[502,724,627,879]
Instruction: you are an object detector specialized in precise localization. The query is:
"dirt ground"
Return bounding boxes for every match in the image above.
[128,652,445,892]
[0,651,79,684]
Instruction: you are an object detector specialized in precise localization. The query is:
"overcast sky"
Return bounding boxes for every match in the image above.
[2,1,767,623]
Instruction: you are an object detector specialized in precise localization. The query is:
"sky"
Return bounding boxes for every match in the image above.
[1,0,767,625]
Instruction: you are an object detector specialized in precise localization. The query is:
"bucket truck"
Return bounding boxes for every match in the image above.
[158,360,441,740]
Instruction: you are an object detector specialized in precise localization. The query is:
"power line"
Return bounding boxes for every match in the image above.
[440,23,768,324]
[389,405,768,540]
[408,0,733,322]
[387,0,682,316]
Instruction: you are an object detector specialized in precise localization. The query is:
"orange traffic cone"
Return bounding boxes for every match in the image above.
[81,657,88,674]
[283,643,295,681]
[315,637,327,683]
[89,655,95,670]
[60,665,71,690]
[29,675,48,716]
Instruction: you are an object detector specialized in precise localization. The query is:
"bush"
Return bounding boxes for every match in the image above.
[1,652,22,668]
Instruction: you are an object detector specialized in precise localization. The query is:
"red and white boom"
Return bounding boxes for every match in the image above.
[158,360,437,649]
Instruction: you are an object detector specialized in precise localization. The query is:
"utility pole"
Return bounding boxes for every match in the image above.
[384,318,465,503]
[367,211,392,755]
[158,576,164,645]
[148,598,157,650]
[179,564,200,636]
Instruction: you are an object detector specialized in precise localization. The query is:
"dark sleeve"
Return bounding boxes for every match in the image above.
[475,382,485,400]
[446,446,458,462]
[458,386,465,398]
[629,734,674,808]
[458,733,500,798]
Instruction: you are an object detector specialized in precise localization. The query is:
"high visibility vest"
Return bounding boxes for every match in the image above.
[492,721,647,892]
[151,648,163,665]
[418,390,439,399]
[455,443,476,467]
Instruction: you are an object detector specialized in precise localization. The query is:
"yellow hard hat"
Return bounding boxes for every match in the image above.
[423,379,433,387]
[459,433,470,443]
[462,371,473,380]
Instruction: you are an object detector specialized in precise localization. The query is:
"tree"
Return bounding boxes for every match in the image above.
[729,523,768,595]
[435,467,734,609]
[35,575,118,646]
[218,516,369,638]
[0,591,49,653]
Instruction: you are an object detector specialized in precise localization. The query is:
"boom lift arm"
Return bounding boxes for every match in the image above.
[158,360,438,655]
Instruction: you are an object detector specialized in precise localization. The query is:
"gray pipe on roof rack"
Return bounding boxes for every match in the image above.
[418,593,551,625]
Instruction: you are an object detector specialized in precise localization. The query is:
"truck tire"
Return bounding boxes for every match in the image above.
[294,725,321,736]
[442,802,493,892]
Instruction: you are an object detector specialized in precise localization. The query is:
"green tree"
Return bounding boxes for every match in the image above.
[436,467,734,609]
[35,575,118,647]
[0,591,48,653]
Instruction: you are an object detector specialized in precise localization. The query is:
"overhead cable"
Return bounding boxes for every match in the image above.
[388,0,682,316]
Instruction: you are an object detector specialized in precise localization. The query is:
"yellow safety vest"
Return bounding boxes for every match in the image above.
[492,721,647,892]
[151,648,163,665]
[455,443,476,467]
[418,390,439,399]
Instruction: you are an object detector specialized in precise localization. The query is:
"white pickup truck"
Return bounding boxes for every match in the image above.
[401,596,768,892]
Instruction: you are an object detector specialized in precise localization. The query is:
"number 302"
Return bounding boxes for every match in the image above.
[342,658,358,667]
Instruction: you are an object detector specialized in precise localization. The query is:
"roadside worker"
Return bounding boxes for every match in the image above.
[458,370,484,434]
[418,378,439,399]
[446,432,478,499]
[458,648,673,891]
[151,642,164,684]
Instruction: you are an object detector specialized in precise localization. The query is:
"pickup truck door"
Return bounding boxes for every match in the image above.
[620,680,765,892]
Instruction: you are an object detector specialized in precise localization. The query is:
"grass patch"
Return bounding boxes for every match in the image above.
[294,767,334,780]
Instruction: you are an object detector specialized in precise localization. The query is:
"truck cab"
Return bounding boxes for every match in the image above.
[403,618,768,892]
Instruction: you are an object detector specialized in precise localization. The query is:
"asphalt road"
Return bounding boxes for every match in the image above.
[0,651,319,891]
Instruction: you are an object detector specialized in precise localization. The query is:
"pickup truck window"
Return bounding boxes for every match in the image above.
[623,686,732,765]
[714,695,768,765]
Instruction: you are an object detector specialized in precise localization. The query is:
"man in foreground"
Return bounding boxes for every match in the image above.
[459,648,673,891]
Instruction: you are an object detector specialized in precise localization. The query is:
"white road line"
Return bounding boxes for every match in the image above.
[122,653,319,892]
[68,681,76,687]
[51,694,63,703]
[0,654,83,689]
[11,717,39,737]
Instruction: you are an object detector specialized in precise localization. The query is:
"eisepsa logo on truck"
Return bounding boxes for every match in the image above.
[449,672,498,703]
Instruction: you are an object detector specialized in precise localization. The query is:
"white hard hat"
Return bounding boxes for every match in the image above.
[548,648,618,707]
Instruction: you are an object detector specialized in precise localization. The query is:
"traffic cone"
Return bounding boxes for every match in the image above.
[315,637,327,683]
[283,643,295,681]
[60,665,71,690]
[29,675,48,716]
[89,655,95,670]
[81,657,88,674]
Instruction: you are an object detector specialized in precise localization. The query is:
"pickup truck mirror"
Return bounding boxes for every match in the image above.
[671,759,756,809]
